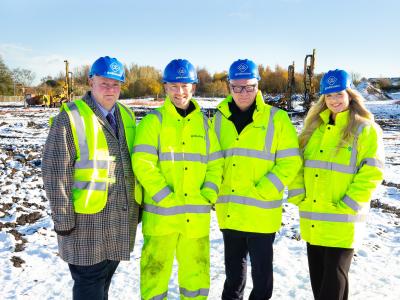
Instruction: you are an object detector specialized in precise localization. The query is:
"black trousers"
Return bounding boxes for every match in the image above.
[68,260,120,300]
[307,243,354,300]
[222,231,276,300]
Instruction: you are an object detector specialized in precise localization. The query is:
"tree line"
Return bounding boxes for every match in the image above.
[2,55,386,99]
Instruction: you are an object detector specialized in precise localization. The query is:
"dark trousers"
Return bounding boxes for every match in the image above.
[222,231,276,300]
[68,260,120,300]
[307,243,354,300]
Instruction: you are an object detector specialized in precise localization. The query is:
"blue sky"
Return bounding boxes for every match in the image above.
[1,0,399,84]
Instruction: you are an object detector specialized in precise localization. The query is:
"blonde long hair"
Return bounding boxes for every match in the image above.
[299,88,375,149]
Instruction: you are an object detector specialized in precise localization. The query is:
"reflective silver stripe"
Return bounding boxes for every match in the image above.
[350,122,368,166]
[288,188,305,198]
[360,158,384,169]
[203,181,219,194]
[208,151,224,161]
[266,173,284,192]
[276,148,300,159]
[146,291,168,300]
[217,195,282,209]
[73,181,107,191]
[67,102,90,161]
[304,160,357,174]
[152,186,172,203]
[300,211,366,222]
[342,195,362,212]
[180,287,209,298]
[214,111,222,143]
[264,107,278,153]
[134,144,158,155]
[304,123,373,175]
[144,204,211,215]
[203,115,210,157]
[159,152,208,163]
[74,160,109,169]
[148,110,162,123]
[224,148,275,161]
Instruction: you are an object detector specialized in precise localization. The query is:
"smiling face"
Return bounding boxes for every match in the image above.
[89,76,121,111]
[325,90,350,120]
[164,82,196,110]
[229,78,258,111]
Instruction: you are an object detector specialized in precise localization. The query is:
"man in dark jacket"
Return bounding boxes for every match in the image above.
[42,56,139,300]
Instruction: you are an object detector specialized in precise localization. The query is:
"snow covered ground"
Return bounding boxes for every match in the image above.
[0,100,399,299]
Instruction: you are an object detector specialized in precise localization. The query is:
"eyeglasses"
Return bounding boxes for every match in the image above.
[230,84,257,93]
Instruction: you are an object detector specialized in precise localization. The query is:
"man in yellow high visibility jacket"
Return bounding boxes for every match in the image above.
[212,59,302,300]
[42,56,140,299]
[132,59,224,300]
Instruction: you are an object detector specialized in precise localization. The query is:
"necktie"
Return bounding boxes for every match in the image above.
[106,112,118,138]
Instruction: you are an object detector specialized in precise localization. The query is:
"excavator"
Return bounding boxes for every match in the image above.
[25,60,73,107]
[302,49,317,111]
[266,49,317,113]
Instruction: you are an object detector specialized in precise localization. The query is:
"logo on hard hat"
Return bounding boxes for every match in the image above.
[110,62,121,73]
[237,63,248,73]
[327,76,337,86]
[177,67,186,76]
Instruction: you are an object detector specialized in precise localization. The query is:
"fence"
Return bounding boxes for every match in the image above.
[0,96,25,102]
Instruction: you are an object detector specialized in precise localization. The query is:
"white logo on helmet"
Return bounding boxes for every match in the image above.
[177,67,186,76]
[110,62,121,73]
[327,76,337,86]
[237,63,248,73]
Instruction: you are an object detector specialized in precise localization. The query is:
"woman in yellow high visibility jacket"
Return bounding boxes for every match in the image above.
[288,69,384,300]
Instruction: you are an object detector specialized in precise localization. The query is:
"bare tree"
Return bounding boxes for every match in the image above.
[12,68,36,87]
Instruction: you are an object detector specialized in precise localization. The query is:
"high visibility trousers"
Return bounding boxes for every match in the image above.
[141,233,210,300]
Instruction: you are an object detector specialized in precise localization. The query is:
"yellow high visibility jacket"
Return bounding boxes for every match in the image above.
[288,109,384,248]
[62,100,136,214]
[132,97,224,238]
[212,91,302,233]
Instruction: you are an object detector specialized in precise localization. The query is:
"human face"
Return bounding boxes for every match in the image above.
[89,76,121,111]
[325,90,350,120]
[230,78,258,111]
[164,82,196,110]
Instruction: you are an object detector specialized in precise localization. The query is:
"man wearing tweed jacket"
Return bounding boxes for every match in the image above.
[42,56,139,300]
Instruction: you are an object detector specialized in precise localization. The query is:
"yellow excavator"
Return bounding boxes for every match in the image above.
[48,60,73,107]
[25,60,73,107]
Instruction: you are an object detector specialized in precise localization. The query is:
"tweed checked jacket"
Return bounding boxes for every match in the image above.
[42,92,139,266]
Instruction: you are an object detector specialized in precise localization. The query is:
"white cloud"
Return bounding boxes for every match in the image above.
[0,43,87,85]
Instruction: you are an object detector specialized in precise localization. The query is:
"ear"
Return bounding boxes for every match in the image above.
[191,84,196,93]
[88,77,93,88]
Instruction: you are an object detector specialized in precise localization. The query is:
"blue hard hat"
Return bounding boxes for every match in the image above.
[228,59,260,81]
[163,59,198,83]
[320,69,352,95]
[89,56,125,82]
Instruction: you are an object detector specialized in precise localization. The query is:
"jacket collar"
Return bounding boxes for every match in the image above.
[320,109,350,128]
[164,96,201,118]
[82,91,120,138]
